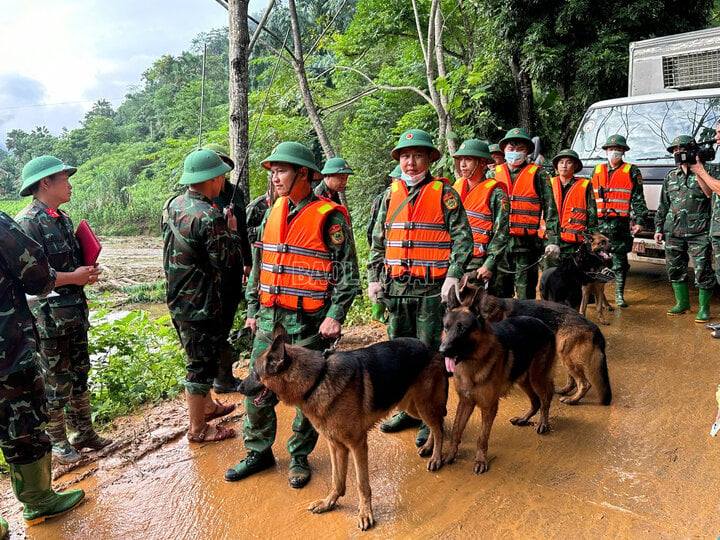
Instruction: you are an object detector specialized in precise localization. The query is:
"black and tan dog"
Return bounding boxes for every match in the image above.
[240,324,448,531]
[457,277,612,405]
[440,291,556,474]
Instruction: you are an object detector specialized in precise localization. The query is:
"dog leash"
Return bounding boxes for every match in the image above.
[496,254,546,275]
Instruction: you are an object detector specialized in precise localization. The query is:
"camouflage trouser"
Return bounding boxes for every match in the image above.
[599,219,633,278]
[242,307,328,457]
[665,233,715,289]
[385,289,444,351]
[712,236,720,286]
[507,237,543,300]
[172,318,225,395]
[38,330,91,409]
[0,366,51,465]
[216,282,244,382]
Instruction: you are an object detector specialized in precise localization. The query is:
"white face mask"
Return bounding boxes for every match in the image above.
[505,150,527,167]
[400,170,427,186]
[607,150,624,165]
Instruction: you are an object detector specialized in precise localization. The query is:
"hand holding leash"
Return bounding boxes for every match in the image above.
[544,244,560,259]
[368,282,383,303]
[441,277,459,303]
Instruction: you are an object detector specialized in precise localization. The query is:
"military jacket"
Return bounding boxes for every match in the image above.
[706,163,720,237]
[246,194,270,246]
[313,180,341,204]
[655,167,711,237]
[16,199,89,338]
[162,189,241,321]
[0,211,56,375]
[214,179,253,268]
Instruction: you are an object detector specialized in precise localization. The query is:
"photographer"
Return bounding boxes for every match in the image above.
[654,135,714,322]
[691,123,720,286]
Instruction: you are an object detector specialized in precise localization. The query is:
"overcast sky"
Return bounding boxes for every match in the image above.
[0,0,264,147]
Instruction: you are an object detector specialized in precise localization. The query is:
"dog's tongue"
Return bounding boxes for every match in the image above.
[445,357,456,373]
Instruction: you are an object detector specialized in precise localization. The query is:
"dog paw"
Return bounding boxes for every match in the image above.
[473,460,489,475]
[357,509,375,531]
[509,416,533,426]
[560,396,580,405]
[536,422,550,434]
[308,498,337,514]
[417,445,432,458]
[427,456,443,471]
[443,448,458,464]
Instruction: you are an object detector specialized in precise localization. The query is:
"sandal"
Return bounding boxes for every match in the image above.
[205,401,237,423]
[187,424,236,443]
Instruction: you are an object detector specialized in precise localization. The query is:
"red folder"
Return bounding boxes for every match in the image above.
[75,220,102,265]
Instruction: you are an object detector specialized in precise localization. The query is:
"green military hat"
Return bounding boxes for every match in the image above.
[666,135,695,153]
[489,143,502,155]
[202,143,235,169]
[390,164,402,178]
[453,139,491,160]
[552,149,583,173]
[261,141,321,173]
[19,155,77,197]
[321,157,354,175]
[499,127,535,153]
[391,129,441,162]
[601,134,630,151]
[179,149,232,185]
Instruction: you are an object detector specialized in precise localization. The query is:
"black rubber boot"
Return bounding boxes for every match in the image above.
[213,348,242,394]
[415,424,430,448]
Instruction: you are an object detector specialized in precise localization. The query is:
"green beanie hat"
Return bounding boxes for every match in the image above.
[666,135,695,153]
[601,134,630,151]
[202,143,235,169]
[391,129,441,162]
[499,127,535,153]
[321,157,354,175]
[552,149,583,173]
[453,139,491,160]
[19,155,77,197]
[390,164,402,178]
[261,141,321,173]
[179,149,232,185]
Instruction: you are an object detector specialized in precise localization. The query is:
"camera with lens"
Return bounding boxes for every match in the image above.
[674,139,717,165]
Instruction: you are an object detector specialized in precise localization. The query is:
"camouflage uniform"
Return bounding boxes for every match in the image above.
[706,163,720,286]
[0,211,55,465]
[162,189,242,395]
[15,200,97,450]
[655,167,714,289]
[313,180,341,204]
[243,193,359,458]
[246,193,271,246]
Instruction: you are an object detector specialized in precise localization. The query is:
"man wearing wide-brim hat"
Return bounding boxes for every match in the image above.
[16,155,109,465]
[489,127,560,299]
[226,141,359,489]
[316,156,354,205]
[591,134,649,308]
[489,143,505,169]
[162,149,243,445]
[546,149,598,259]
[367,129,472,447]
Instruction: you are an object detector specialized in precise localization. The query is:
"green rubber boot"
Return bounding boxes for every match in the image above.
[379,411,422,433]
[415,424,430,448]
[614,272,628,308]
[0,516,8,539]
[695,288,713,323]
[9,454,85,526]
[667,282,690,315]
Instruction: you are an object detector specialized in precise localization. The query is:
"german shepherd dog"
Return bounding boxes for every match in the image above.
[240,324,448,531]
[440,290,556,474]
[457,277,612,405]
[540,233,612,313]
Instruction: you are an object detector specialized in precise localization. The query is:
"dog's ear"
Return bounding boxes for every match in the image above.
[463,284,484,312]
[271,322,289,342]
[265,332,290,375]
[446,284,461,310]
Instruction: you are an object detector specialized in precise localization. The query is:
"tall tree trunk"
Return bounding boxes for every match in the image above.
[228,0,250,207]
[508,51,535,132]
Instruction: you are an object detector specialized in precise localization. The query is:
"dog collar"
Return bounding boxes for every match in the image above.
[302,361,328,401]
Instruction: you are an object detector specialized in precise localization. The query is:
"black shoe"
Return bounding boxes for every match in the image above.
[706,322,720,330]
[213,377,243,394]
[379,411,422,433]
[225,450,275,481]
[288,455,311,489]
[415,424,429,448]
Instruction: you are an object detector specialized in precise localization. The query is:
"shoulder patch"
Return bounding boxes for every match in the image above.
[443,191,458,210]
[328,223,345,245]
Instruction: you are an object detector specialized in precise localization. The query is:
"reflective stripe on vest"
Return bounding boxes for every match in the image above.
[592,163,633,218]
[495,163,541,236]
[384,179,451,279]
[453,177,502,258]
[551,177,590,244]
[259,197,338,312]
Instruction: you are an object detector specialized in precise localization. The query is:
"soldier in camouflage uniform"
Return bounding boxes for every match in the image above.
[16,155,109,465]
[202,144,253,393]
[315,157,353,205]
[225,142,359,488]
[0,211,85,530]
[591,135,649,307]
[368,129,473,446]
[163,149,243,443]
[246,187,274,246]
[489,143,505,169]
[654,135,714,322]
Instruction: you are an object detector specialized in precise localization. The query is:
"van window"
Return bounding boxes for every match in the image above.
[572,97,720,163]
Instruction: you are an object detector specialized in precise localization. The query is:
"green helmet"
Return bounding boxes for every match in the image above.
[321,157,354,175]
[179,149,232,185]
[488,144,502,155]
[453,139,491,160]
[19,155,77,197]
[261,141,321,173]
[390,164,402,179]
[202,143,235,169]
[552,149,583,173]
[667,135,696,153]
[391,129,441,162]
[499,127,535,153]
[601,134,630,151]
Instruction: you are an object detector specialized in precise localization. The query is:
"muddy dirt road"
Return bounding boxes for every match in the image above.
[4,262,720,538]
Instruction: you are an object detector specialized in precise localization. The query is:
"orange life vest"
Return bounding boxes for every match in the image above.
[384,179,451,279]
[551,176,590,244]
[494,163,542,236]
[258,197,339,312]
[453,178,504,258]
[592,163,633,218]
